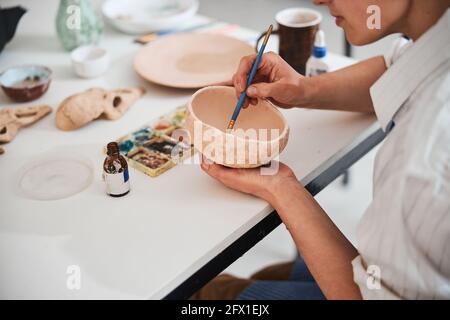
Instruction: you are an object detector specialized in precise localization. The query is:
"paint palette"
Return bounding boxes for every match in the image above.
[114,106,195,177]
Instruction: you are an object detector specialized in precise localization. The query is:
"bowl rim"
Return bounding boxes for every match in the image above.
[188,85,290,144]
[102,0,199,30]
[70,45,109,64]
[0,64,52,89]
[275,8,322,28]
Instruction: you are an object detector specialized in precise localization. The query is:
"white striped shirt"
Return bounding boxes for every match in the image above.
[352,9,450,299]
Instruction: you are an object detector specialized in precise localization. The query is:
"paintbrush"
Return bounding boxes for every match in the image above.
[227,24,273,131]
[134,21,217,45]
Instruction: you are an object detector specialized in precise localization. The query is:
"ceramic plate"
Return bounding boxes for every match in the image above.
[134,33,255,89]
[16,156,93,201]
[102,0,199,34]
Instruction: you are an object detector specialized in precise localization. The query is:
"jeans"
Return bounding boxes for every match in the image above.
[238,257,325,300]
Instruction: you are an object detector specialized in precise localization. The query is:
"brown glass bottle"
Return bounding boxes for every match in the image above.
[103,142,130,197]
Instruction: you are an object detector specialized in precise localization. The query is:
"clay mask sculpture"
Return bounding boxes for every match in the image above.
[185,86,289,168]
[0,105,52,153]
[56,87,145,131]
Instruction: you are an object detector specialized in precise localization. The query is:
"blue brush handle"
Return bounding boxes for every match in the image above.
[230,43,267,122]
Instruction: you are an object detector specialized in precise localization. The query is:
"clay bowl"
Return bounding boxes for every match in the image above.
[0,65,52,102]
[185,86,289,168]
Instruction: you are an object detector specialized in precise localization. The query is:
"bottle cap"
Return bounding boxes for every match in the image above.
[106,142,120,156]
[313,30,327,58]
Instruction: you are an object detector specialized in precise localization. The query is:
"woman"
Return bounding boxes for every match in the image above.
[194,0,450,299]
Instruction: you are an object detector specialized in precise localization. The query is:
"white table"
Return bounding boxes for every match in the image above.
[0,0,383,299]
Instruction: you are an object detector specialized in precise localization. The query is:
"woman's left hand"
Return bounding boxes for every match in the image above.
[200,155,298,204]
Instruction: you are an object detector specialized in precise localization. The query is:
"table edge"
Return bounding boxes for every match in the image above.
[162,123,385,299]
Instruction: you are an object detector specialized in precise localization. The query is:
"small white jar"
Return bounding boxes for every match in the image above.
[70,45,110,78]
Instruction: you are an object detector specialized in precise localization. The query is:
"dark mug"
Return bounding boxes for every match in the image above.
[0,6,27,54]
[256,8,322,75]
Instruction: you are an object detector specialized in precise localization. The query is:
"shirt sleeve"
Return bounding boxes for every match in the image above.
[398,84,450,298]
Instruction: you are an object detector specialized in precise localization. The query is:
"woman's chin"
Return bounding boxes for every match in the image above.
[345,29,384,46]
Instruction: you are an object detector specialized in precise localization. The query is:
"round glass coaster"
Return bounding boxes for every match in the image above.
[17,157,94,201]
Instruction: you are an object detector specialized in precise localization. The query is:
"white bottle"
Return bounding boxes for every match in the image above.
[306,30,329,77]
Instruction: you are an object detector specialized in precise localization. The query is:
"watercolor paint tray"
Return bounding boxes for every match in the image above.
[114,105,195,177]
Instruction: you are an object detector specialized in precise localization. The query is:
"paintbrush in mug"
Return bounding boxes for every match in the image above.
[227,24,273,131]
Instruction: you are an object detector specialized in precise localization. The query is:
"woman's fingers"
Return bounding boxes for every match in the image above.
[233,53,258,98]
[200,155,227,183]
[246,82,274,99]
[232,52,284,108]
[235,54,257,89]
[249,98,258,105]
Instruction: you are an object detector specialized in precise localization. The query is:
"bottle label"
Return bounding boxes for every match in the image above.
[103,168,130,196]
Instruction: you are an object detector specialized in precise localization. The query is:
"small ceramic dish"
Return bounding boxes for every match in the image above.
[70,45,110,78]
[0,65,52,102]
[102,0,199,34]
[185,86,289,168]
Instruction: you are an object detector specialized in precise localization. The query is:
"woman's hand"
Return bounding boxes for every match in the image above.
[200,155,299,205]
[232,52,306,108]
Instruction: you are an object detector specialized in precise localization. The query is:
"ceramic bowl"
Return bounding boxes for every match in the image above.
[185,86,289,168]
[102,0,199,34]
[70,45,110,78]
[0,65,52,102]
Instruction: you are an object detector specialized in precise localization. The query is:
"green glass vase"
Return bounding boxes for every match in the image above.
[55,0,103,51]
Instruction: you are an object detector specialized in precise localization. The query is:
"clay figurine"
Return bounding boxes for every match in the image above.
[0,104,52,152]
[55,87,145,131]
